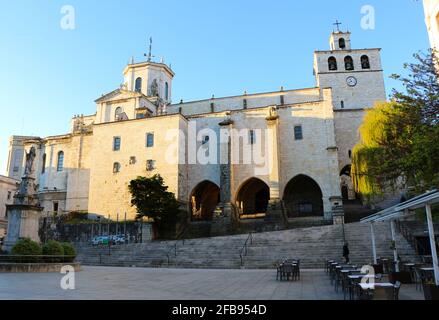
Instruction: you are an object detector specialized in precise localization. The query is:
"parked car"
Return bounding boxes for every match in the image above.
[91,236,109,246]
[110,235,126,245]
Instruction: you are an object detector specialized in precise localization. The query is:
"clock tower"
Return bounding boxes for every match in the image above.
[313,28,387,180]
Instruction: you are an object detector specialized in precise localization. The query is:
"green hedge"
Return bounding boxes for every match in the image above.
[61,242,77,262]
[11,238,42,256]
[7,239,77,263]
[10,238,42,262]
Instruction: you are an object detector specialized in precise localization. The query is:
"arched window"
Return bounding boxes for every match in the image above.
[115,107,122,121]
[328,57,337,71]
[339,38,346,49]
[57,151,64,172]
[113,162,121,173]
[361,55,370,69]
[135,77,142,93]
[344,56,354,71]
[165,82,169,100]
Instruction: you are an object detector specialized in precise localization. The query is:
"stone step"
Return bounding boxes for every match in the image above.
[75,221,420,269]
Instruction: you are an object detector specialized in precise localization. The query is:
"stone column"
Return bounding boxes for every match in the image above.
[211,116,234,236]
[265,108,285,226]
[329,196,344,224]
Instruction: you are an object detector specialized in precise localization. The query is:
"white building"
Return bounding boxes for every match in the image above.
[5,29,387,234]
[424,0,439,49]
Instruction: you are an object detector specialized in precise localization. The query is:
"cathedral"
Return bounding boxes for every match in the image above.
[5,29,386,234]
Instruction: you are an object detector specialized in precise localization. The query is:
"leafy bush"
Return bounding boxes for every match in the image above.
[61,242,77,262]
[10,238,42,262]
[11,238,42,255]
[42,240,64,262]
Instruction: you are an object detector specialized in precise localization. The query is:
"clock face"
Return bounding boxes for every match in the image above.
[346,76,357,87]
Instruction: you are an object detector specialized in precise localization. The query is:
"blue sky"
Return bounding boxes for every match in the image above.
[0,0,430,175]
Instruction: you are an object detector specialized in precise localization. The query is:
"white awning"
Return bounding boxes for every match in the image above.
[361,189,438,223]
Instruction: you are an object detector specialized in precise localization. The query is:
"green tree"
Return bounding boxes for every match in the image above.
[128,174,181,237]
[352,50,439,198]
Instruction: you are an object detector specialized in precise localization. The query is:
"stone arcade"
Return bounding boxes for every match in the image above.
[5,29,387,236]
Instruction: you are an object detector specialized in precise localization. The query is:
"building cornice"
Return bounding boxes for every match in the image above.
[171,87,320,107]
[123,61,175,77]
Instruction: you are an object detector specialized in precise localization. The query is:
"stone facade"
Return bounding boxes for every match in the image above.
[4,30,387,234]
[0,175,19,238]
[424,0,439,49]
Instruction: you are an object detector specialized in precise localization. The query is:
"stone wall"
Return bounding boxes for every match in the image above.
[39,217,153,244]
[88,114,185,219]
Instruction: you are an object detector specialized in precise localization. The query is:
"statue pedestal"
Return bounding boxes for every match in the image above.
[2,170,44,252]
[3,204,43,252]
[211,203,233,236]
[265,199,286,226]
[329,196,345,225]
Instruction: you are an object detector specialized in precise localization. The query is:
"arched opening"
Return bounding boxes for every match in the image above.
[135,77,142,93]
[115,107,122,121]
[340,165,357,201]
[344,56,354,71]
[236,178,269,218]
[190,181,220,221]
[283,175,323,217]
[328,56,337,71]
[339,38,346,49]
[361,55,370,69]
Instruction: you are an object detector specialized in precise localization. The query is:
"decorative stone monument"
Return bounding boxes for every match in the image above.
[3,146,43,252]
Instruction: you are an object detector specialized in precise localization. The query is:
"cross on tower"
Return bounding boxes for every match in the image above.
[333,20,342,32]
[144,37,155,62]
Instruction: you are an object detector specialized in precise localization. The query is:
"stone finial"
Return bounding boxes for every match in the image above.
[266,106,279,121]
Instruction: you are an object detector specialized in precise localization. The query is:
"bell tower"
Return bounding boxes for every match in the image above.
[313,26,387,177]
[329,31,352,51]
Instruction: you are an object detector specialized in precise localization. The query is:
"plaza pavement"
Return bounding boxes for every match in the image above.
[0,266,424,300]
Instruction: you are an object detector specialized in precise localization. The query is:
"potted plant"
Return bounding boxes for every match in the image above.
[423,281,439,300]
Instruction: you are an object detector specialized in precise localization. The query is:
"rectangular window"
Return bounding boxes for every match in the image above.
[146,133,154,148]
[53,202,59,213]
[7,191,12,201]
[41,153,46,174]
[113,137,121,151]
[12,150,21,173]
[294,126,303,140]
[57,152,64,172]
[146,160,156,171]
[249,130,256,145]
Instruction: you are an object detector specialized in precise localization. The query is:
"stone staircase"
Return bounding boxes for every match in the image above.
[75,221,419,269]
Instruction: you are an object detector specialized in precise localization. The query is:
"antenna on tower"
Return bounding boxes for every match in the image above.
[144,37,155,62]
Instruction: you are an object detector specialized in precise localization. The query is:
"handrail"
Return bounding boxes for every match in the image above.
[166,242,178,266]
[239,233,253,267]
[394,220,428,256]
[166,223,191,265]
